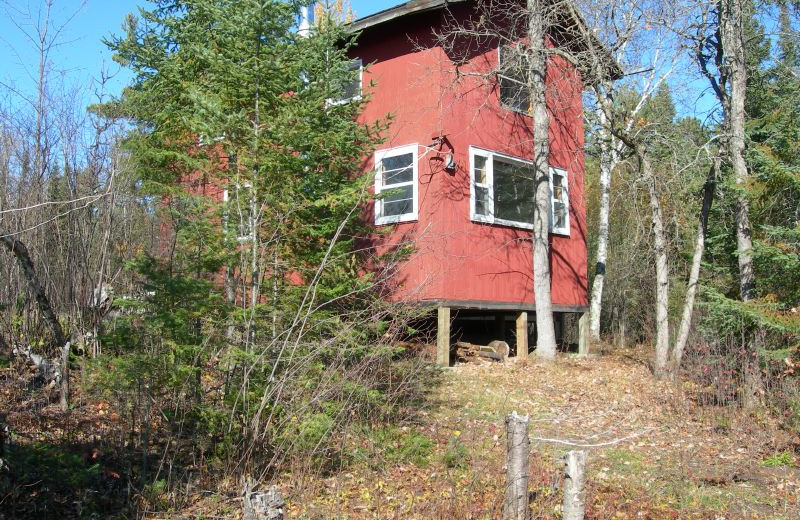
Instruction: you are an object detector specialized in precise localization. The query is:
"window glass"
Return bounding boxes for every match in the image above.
[493,159,534,223]
[498,45,530,114]
[339,59,362,101]
[549,168,570,234]
[473,155,489,216]
[381,153,413,185]
[382,185,414,217]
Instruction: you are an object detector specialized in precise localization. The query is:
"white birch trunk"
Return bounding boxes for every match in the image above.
[588,104,617,343]
[527,0,557,360]
[671,157,717,372]
[641,152,670,378]
[59,342,70,412]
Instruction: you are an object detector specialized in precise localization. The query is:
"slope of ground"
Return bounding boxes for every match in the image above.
[2,349,799,518]
[285,351,800,519]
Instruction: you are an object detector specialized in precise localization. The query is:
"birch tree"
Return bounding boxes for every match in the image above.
[574,0,676,344]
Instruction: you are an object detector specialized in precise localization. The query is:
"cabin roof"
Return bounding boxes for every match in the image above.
[347,0,623,81]
[348,0,466,33]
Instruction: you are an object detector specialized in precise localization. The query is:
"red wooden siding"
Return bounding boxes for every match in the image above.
[355,7,588,309]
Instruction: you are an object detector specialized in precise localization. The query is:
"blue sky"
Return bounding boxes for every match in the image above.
[0,0,397,108]
[0,1,730,120]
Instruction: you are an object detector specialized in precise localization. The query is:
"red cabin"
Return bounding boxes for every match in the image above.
[346,0,591,363]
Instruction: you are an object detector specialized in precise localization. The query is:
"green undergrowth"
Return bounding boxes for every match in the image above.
[350,426,435,468]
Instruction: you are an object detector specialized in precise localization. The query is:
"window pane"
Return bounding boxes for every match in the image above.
[499,46,527,83]
[552,173,565,201]
[500,76,530,113]
[340,60,362,100]
[382,185,413,217]
[494,159,533,223]
[475,185,489,216]
[474,155,487,184]
[382,153,414,185]
[553,201,567,230]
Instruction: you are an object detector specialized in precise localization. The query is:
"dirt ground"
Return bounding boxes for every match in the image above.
[2,349,799,519]
[285,351,800,519]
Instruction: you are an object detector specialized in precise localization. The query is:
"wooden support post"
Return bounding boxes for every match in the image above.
[578,313,589,357]
[437,306,451,367]
[516,312,528,360]
[562,450,588,520]
[504,411,530,520]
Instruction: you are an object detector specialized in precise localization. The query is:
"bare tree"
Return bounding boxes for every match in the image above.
[0,0,147,399]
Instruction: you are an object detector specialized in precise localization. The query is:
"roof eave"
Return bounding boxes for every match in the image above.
[347,0,467,33]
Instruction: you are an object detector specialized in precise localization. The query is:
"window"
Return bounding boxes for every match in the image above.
[470,147,570,235]
[549,167,570,235]
[342,58,363,100]
[471,147,534,229]
[374,144,418,225]
[329,58,362,105]
[498,45,530,114]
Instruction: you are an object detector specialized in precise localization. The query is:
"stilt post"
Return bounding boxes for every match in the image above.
[437,306,451,367]
[578,312,589,357]
[516,312,528,360]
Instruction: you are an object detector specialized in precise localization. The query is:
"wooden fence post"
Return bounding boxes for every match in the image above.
[562,450,588,520]
[504,411,530,520]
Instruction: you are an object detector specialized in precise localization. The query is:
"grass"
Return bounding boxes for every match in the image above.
[763,451,795,467]
[352,426,435,468]
[604,448,649,475]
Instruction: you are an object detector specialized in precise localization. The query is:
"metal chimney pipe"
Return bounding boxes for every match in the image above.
[298,4,315,38]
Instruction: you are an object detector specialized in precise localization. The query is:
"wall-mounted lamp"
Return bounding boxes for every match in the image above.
[444,153,455,171]
[426,134,456,174]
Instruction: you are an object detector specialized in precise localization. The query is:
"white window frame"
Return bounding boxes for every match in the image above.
[374,144,418,225]
[549,166,570,236]
[469,146,571,236]
[328,58,363,106]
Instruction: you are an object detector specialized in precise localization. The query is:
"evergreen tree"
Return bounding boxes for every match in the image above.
[94,0,415,475]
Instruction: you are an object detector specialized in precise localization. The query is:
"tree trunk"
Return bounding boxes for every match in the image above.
[640,152,670,378]
[0,229,66,347]
[0,412,9,492]
[720,0,755,301]
[671,157,718,372]
[562,450,588,520]
[527,0,557,360]
[720,0,761,408]
[504,412,530,520]
[588,104,617,343]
